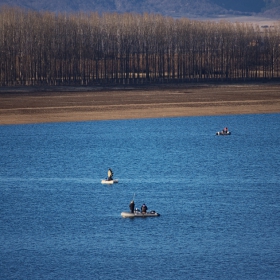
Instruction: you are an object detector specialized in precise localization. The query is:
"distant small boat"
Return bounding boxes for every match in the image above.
[101,179,118,184]
[121,209,160,218]
[101,168,118,184]
[216,127,230,135]
[216,130,231,136]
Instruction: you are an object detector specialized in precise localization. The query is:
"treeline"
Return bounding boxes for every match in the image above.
[0,7,280,86]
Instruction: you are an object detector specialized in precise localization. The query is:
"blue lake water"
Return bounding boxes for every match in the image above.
[1,114,280,280]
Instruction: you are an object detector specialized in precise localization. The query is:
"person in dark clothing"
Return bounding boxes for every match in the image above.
[223,127,228,134]
[129,200,135,213]
[107,168,113,181]
[141,203,148,213]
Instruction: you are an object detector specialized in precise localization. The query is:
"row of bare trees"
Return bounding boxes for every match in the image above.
[0,7,280,86]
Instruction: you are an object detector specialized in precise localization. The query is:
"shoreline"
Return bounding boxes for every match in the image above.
[1,83,280,125]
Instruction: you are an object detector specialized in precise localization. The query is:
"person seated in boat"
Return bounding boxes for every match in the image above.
[129,200,135,213]
[223,127,228,134]
[141,203,148,213]
[107,168,113,181]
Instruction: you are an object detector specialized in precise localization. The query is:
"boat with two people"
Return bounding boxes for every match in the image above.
[101,168,118,184]
[121,200,160,218]
[216,127,231,135]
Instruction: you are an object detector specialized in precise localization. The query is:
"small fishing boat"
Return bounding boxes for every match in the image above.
[121,209,160,218]
[101,179,118,184]
[216,127,231,135]
[216,130,231,135]
[101,168,118,184]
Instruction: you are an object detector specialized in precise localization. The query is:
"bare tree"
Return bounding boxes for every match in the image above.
[0,7,280,86]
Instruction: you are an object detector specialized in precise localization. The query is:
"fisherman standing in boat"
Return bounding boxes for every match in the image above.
[107,168,113,181]
[141,203,148,213]
[129,200,135,213]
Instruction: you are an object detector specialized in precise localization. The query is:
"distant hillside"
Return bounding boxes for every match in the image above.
[0,0,279,18]
[0,0,225,16]
[262,6,280,17]
[261,0,280,17]
[212,0,265,13]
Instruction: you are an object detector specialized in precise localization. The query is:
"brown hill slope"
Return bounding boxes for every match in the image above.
[1,0,279,18]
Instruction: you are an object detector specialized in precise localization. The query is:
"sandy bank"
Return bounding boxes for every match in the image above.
[0,83,279,125]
